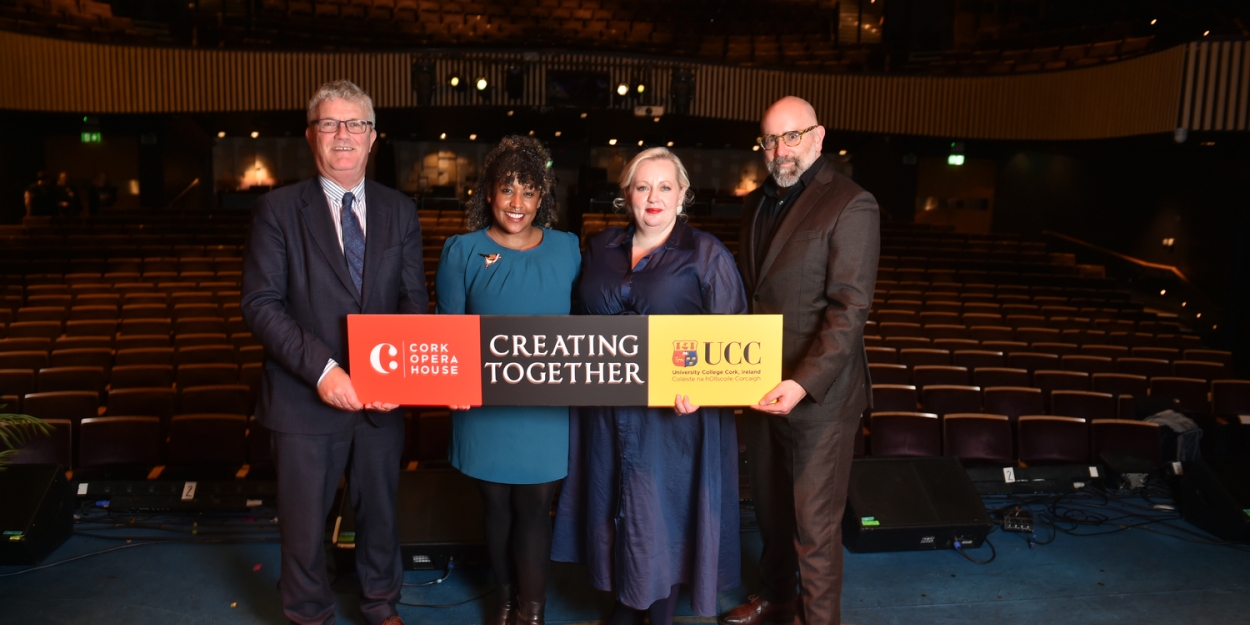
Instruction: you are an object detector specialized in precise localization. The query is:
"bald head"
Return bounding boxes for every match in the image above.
[762,96,818,134]
[760,96,824,188]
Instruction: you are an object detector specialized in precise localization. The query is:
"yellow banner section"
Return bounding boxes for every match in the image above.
[646,314,783,407]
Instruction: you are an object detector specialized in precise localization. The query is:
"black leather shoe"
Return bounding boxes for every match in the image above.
[717,595,797,625]
[517,600,545,625]
[488,584,517,625]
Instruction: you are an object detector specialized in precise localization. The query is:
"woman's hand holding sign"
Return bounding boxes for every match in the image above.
[674,393,699,415]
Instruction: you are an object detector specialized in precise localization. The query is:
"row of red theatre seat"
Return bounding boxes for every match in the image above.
[869,379,1250,421]
[867,345,1230,366]
[866,335,1205,355]
[1,361,259,398]
[869,325,1194,348]
[866,348,1232,381]
[869,363,1241,401]
[0,344,264,385]
[10,409,444,479]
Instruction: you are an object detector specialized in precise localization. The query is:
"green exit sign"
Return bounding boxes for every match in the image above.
[81,132,101,143]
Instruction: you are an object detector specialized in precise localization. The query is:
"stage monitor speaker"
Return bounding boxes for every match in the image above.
[843,457,993,553]
[334,469,486,571]
[0,464,73,565]
[1180,456,1250,544]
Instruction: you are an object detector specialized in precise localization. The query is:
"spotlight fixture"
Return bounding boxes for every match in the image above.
[1204,30,1210,36]
[554,131,562,137]
[1159,289,1167,296]
[666,141,674,147]
[838,149,848,156]
[608,138,618,146]
[475,77,488,91]
[617,82,630,97]
[217,131,226,138]
[439,132,447,140]
[653,117,660,122]
[580,112,588,119]
[1150,18,1157,25]
[469,134,477,141]
[447,74,462,89]
[752,145,760,152]
[507,110,515,116]
[637,140,644,146]
[636,82,647,95]
[250,131,259,138]
[528,130,535,136]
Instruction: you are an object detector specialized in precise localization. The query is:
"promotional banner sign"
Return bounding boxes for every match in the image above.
[347,314,782,407]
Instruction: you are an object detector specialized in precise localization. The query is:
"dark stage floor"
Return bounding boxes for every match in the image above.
[2,496,1249,625]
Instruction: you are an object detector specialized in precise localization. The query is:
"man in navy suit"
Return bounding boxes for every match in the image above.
[242,79,428,625]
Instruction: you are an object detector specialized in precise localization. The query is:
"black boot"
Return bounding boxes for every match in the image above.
[517,600,545,625]
[488,584,517,625]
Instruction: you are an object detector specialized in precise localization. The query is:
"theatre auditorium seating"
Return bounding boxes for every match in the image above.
[4,213,1244,479]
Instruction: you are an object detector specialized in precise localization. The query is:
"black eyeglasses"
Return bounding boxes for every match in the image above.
[757,125,818,150]
[311,119,374,134]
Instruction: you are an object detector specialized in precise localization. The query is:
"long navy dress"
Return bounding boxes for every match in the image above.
[552,219,746,615]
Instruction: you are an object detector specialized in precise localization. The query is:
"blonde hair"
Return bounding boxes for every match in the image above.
[307,79,376,124]
[613,147,692,213]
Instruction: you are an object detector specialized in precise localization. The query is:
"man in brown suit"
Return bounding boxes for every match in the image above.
[719,96,880,625]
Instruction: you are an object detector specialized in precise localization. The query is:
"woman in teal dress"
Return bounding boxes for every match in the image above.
[435,136,581,625]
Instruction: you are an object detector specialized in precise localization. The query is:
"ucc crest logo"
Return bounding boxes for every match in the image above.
[672,340,699,367]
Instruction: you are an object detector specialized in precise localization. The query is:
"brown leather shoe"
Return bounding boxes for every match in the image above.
[379,616,404,625]
[717,595,796,625]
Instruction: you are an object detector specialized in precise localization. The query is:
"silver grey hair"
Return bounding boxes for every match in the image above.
[307,79,376,124]
[613,147,693,214]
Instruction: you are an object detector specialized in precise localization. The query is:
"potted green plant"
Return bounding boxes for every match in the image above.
[0,407,51,469]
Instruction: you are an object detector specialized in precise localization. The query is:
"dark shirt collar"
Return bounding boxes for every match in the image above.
[605,218,696,250]
[762,155,824,199]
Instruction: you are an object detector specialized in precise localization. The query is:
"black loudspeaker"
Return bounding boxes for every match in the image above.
[843,457,993,553]
[1180,456,1250,544]
[334,469,486,571]
[0,464,74,565]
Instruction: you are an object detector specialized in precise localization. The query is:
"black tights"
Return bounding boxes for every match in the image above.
[477,479,560,603]
[605,584,682,625]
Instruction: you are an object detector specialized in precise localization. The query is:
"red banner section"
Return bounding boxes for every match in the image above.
[347,314,482,406]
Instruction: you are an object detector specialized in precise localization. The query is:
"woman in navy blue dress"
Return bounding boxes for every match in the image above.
[436,136,581,625]
[552,148,746,625]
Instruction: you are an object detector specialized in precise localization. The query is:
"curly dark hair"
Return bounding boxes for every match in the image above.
[465,135,558,231]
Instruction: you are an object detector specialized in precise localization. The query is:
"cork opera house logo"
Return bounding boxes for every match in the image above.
[369,343,400,374]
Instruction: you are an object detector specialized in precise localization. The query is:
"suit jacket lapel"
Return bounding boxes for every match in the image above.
[299,179,359,300]
[359,181,388,307]
[757,160,834,283]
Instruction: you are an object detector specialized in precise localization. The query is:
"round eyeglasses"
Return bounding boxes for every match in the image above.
[757,125,818,150]
[311,119,374,134]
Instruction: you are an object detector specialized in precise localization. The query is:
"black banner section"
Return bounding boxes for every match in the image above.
[478,316,650,406]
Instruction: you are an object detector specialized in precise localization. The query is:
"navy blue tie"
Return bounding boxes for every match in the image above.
[340,191,365,294]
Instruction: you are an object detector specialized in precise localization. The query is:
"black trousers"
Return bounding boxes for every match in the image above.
[271,414,404,625]
[743,411,859,625]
